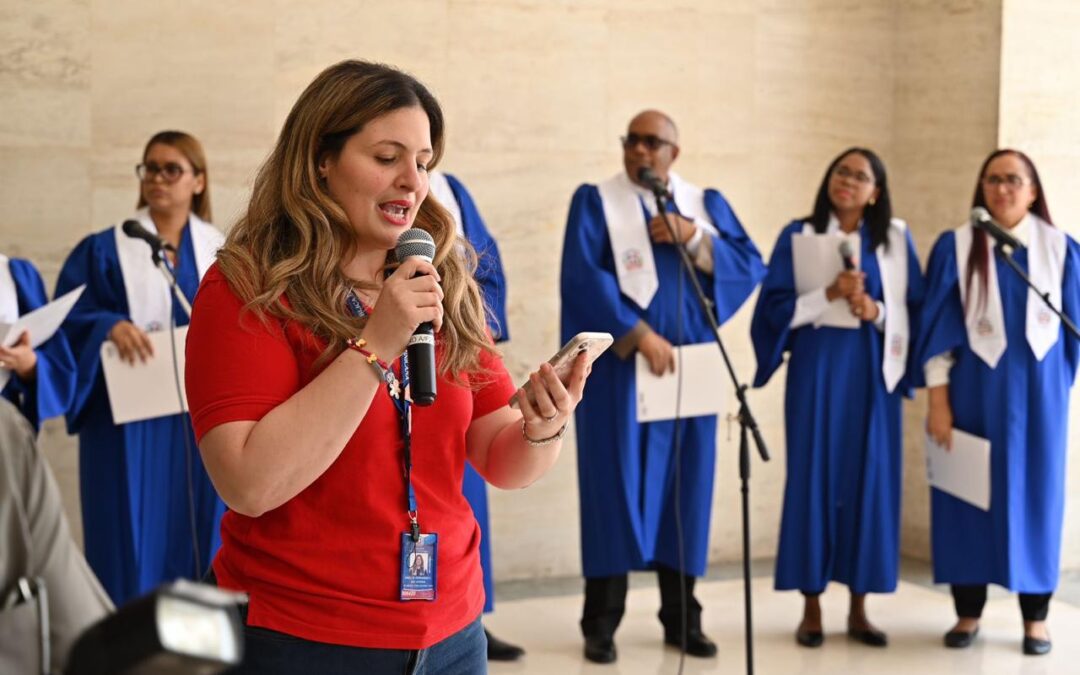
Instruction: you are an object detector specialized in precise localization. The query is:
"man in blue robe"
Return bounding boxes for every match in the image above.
[55,213,225,606]
[560,110,765,663]
[429,170,523,661]
[0,256,77,431]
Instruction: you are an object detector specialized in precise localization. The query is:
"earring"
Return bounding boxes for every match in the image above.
[868,197,876,206]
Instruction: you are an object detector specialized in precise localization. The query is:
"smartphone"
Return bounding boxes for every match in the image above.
[509,331,613,409]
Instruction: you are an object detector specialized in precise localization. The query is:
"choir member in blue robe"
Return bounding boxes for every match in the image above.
[0,256,77,431]
[751,148,924,649]
[561,110,765,663]
[429,169,523,661]
[916,149,1079,656]
[55,131,226,606]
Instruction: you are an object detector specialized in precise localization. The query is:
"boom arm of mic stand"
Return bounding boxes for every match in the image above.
[652,194,769,463]
[995,243,1080,340]
[151,250,193,319]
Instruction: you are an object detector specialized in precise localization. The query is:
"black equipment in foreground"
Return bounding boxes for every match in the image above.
[395,228,439,406]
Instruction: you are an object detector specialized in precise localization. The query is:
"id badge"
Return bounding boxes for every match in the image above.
[400,532,438,601]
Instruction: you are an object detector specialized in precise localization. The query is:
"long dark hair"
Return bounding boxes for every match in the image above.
[965,149,1053,306]
[806,147,892,251]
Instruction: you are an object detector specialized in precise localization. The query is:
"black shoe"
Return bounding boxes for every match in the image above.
[847,624,888,647]
[796,629,824,648]
[663,629,718,658]
[944,627,979,649]
[1023,635,1051,656]
[584,635,617,664]
[485,629,525,661]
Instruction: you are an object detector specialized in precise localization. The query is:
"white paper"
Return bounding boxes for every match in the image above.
[926,429,991,511]
[635,342,727,422]
[101,326,189,424]
[0,285,86,389]
[792,232,859,329]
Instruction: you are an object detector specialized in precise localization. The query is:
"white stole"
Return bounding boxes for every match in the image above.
[114,208,224,332]
[0,255,17,326]
[955,214,1065,367]
[597,171,719,310]
[427,171,465,237]
[808,216,910,391]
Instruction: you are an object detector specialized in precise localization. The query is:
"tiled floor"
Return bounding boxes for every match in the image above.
[484,572,1079,674]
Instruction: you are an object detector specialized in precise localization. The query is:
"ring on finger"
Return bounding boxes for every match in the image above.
[542,412,558,422]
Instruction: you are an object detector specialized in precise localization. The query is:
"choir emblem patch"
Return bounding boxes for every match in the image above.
[976,317,994,336]
[622,248,644,272]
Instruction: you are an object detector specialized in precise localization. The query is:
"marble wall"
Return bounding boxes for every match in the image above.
[3,0,1076,584]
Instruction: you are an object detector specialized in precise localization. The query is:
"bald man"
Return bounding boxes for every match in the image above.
[560,110,765,663]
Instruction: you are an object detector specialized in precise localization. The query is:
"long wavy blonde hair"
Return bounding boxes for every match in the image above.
[215,60,492,375]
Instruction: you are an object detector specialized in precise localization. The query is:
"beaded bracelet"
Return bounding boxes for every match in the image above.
[346,337,401,398]
[522,420,568,447]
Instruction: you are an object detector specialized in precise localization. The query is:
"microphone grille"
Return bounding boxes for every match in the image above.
[971,206,991,223]
[838,239,855,259]
[637,166,657,184]
[121,219,143,236]
[395,228,437,263]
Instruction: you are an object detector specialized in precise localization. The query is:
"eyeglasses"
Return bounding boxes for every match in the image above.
[621,134,676,152]
[832,165,875,185]
[982,174,1028,189]
[136,162,191,183]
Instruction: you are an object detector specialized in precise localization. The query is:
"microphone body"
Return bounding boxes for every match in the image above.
[636,167,672,200]
[395,229,438,406]
[971,206,1025,251]
[838,240,857,271]
[121,219,175,256]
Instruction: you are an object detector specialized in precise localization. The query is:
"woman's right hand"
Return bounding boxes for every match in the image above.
[109,320,154,364]
[361,258,444,359]
[826,270,865,302]
[927,385,953,450]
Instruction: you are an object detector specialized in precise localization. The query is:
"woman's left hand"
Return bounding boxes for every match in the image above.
[0,331,37,380]
[847,292,880,322]
[518,352,591,440]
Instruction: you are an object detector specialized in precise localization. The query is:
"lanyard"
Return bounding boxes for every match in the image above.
[346,290,421,541]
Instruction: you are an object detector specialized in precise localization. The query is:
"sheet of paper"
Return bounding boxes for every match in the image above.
[0,285,86,389]
[926,429,991,511]
[791,232,859,329]
[636,342,727,422]
[101,326,189,424]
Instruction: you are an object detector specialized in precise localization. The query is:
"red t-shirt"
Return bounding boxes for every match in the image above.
[185,265,515,649]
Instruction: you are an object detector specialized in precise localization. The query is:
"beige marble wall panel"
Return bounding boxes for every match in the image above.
[999,0,1080,569]
[892,0,1002,562]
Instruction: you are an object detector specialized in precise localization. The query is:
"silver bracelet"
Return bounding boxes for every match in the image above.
[522,420,568,447]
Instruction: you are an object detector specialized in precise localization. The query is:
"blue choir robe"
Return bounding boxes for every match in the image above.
[561,182,765,578]
[751,220,924,594]
[0,257,77,430]
[433,172,510,614]
[55,221,226,605]
[914,230,1080,593]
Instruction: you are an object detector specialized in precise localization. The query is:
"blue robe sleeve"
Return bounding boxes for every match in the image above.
[912,231,966,378]
[703,190,767,323]
[55,233,129,433]
[559,185,645,342]
[2,259,76,430]
[1060,236,1080,380]
[446,174,510,342]
[899,228,928,393]
[749,222,802,387]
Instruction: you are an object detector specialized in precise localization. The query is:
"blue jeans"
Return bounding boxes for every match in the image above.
[228,613,487,674]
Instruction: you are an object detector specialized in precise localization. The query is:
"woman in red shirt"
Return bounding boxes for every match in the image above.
[185,60,589,674]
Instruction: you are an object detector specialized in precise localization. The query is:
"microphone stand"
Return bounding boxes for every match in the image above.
[151,246,192,319]
[995,242,1080,339]
[652,190,769,675]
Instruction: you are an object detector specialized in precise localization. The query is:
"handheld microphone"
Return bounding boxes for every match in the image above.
[122,219,176,255]
[971,206,1025,251]
[838,240,857,271]
[636,167,672,200]
[395,228,438,406]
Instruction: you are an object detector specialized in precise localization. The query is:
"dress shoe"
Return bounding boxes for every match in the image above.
[1023,635,1052,656]
[485,629,525,661]
[847,624,888,647]
[663,629,718,658]
[796,629,824,648]
[584,635,617,663]
[943,627,979,649]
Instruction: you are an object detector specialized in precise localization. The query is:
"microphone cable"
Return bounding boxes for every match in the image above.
[671,238,687,675]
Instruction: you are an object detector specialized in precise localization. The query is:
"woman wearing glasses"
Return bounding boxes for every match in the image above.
[751,148,924,648]
[54,131,226,605]
[915,150,1080,656]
